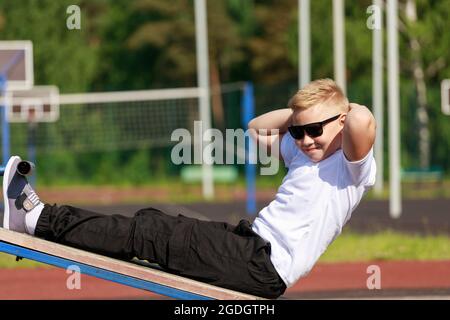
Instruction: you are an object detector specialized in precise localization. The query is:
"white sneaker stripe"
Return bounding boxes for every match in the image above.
[27,192,41,206]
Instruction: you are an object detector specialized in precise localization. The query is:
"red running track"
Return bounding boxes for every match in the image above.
[0,260,449,299]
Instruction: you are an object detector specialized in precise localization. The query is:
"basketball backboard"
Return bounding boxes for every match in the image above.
[5,85,59,123]
[441,79,450,115]
[0,41,34,91]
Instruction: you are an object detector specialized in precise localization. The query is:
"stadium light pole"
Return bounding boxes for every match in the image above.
[194,0,214,199]
[299,0,311,89]
[387,0,402,218]
[372,0,384,195]
[442,79,450,115]
[333,0,346,94]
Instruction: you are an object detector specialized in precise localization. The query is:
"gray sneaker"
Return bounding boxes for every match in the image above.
[3,156,42,233]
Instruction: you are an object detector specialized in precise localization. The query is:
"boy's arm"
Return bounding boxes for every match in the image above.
[248,108,293,135]
[342,103,377,162]
[248,108,293,159]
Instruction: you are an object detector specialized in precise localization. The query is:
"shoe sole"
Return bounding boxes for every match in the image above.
[2,156,21,230]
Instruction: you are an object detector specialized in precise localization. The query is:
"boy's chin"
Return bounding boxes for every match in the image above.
[305,150,324,162]
[309,156,323,163]
[306,148,336,162]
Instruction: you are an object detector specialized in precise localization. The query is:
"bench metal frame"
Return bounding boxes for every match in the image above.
[0,228,263,300]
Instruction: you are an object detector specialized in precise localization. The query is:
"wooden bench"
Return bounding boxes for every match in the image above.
[0,228,264,300]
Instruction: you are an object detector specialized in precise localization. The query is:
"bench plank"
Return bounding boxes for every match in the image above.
[0,228,264,300]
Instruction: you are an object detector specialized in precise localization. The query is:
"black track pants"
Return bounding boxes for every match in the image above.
[35,204,286,299]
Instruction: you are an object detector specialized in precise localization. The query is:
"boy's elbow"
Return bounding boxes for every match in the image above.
[370,118,376,141]
[248,119,255,130]
[364,115,377,145]
[365,111,377,132]
[346,112,376,140]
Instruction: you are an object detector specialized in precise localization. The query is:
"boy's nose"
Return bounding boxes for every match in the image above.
[302,133,315,145]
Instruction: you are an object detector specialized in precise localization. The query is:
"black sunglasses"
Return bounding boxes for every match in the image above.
[288,114,341,140]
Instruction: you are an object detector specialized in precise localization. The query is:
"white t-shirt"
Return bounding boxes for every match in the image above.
[251,133,376,288]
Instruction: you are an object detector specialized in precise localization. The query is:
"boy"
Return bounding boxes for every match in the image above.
[2,78,376,299]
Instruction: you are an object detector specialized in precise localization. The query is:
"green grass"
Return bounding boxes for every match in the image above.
[0,253,47,269]
[0,231,449,269]
[319,230,450,263]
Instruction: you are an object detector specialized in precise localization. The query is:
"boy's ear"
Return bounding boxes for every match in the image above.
[339,113,347,127]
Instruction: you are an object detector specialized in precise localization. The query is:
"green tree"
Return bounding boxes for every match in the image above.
[0,0,102,93]
[399,0,450,169]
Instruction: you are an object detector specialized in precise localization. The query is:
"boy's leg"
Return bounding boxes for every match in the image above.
[174,216,287,298]
[35,204,177,266]
[34,204,286,298]
[35,205,234,265]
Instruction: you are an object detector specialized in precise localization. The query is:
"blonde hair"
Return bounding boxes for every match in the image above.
[288,78,349,113]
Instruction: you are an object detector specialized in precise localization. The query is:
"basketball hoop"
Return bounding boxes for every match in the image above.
[1,40,35,165]
[5,85,59,123]
[27,106,37,125]
[0,41,33,91]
